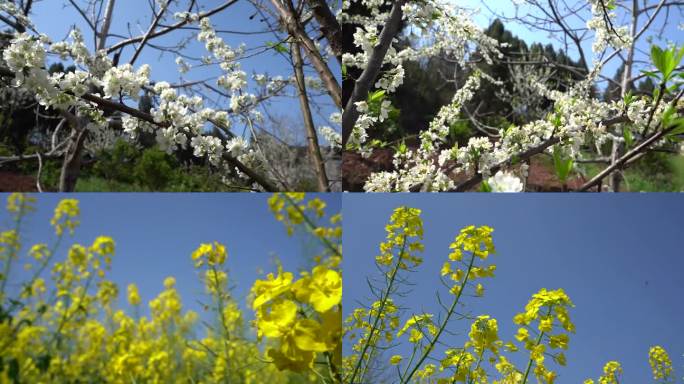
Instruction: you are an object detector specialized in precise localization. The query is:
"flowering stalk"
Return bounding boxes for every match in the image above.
[400,251,477,383]
[520,306,553,384]
[348,230,407,383]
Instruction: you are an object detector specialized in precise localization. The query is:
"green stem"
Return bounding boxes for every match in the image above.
[399,344,419,381]
[521,307,553,384]
[281,193,341,258]
[0,212,24,300]
[401,252,477,384]
[210,264,232,384]
[348,229,408,383]
[325,351,342,383]
[467,349,485,384]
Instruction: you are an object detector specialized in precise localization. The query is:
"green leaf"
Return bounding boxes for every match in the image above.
[480,180,492,192]
[396,140,407,154]
[623,126,634,148]
[667,83,680,94]
[553,147,573,183]
[661,106,675,128]
[674,45,684,67]
[266,41,288,54]
[650,44,683,81]
[651,45,666,74]
[640,70,660,80]
[622,91,634,106]
[368,90,385,103]
[666,117,684,137]
[341,64,347,78]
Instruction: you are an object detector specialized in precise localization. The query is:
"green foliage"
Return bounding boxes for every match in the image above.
[622,126,634,148]
[479,179,492,192]
[133,148,175,190]
[69,140,234,191]
[552,147,574,184]
[167,165,238,192]
[266,41,289,54]
[582,152,684,192]
[74,176,146,192]
[365,89,402,143]
[92,139,139,183]
[625,152,684,192]
[649,44,684,83]
[447,119,474,146]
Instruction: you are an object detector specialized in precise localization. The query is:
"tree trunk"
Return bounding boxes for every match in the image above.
[609,0,639,192]
[59,118,88,192]
[291,41,330,192]
[97,0,116,50]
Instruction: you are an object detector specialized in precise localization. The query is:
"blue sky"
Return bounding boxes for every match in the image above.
[454,0,683,89]
[0,193,341,327]
[27,0,340,141]
[343,194,684,383]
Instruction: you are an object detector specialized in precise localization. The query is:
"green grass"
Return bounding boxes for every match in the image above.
[580,152,684,192]
[74,177,151,192]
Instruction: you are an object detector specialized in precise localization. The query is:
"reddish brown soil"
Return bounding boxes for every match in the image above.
[342,149,590,192]
[0,171,40,192]
[342,149,395,191]
[525,157,587,192]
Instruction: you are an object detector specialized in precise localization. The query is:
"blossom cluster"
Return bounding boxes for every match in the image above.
[343,0,501,160]
[586,0,633,54]
[345,0,681,192]
[1,5,340,189]
[252,193,342,378]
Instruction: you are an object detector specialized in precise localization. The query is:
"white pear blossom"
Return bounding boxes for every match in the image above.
[175,57,191,74]
[225,136,248,156]
[319,126,341,150]
[487,171,523,192]
[102,64,150,100]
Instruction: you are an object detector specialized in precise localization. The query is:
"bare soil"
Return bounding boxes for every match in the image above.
[0,171,40,192]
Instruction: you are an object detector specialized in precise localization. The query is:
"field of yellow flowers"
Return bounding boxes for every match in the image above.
[0,193,341,383]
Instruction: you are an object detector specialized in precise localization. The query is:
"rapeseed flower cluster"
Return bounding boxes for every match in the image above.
[512,288,575,384]
[649,346,673,381]
[376,207,424,268]
[343,205,677,384]
[254,193,343,381]
[0,193,334,383]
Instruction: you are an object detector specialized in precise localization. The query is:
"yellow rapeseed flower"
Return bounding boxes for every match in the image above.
[51,198,80,236]
[127,283,141,306]
[251,269,294,310]
[648,345,673,380]
[292,265,342,313]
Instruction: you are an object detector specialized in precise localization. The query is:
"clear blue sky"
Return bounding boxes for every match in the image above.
[343,194,684,383]
[27,0,340,141]
[0,193,341,327]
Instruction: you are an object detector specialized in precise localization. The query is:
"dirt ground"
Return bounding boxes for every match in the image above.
[0,171,40,192]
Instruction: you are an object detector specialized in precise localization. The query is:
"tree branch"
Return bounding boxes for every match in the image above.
[341,0,408,147]
[106,0,238,54]
[269,0,342,108]
[0,66,278,191]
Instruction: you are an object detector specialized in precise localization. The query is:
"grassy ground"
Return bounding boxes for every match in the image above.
[580,153,684,192]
